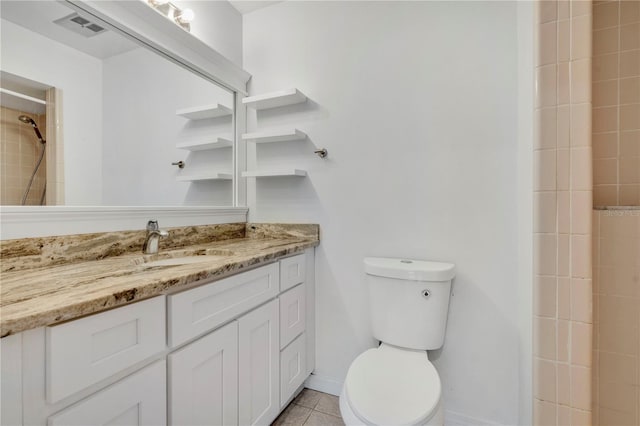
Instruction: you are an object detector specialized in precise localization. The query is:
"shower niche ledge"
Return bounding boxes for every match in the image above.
[176,172,232,182]
[176,137,232,151]
[242,169,307,178]
[175,104,232,120]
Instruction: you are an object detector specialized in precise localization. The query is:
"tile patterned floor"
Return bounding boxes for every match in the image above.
[272,388,345,426]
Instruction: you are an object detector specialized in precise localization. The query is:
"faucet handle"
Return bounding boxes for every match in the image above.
[146,220,159,231]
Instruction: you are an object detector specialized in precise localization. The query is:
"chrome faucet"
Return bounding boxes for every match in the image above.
[142,220,169,254]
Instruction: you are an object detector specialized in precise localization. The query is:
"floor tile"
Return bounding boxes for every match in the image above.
[272,403,313,426]
[314,394,341,418]
[293,388,323,409]
[303,411,345,426]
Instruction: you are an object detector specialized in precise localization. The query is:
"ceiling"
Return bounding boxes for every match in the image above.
[228,1,283,15]
[1,0,282,59]
[0,1,139,59]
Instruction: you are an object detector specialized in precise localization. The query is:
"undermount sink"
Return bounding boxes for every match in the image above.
[131,248,235,268]
[141,256,224,267]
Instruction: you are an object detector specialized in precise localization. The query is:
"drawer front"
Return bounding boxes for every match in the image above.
[279,283,306,350]
[168,263,279,347]
[280,332,307,408]
[48,360,166,426]
[46,297,165,404]
[279,254,306,292]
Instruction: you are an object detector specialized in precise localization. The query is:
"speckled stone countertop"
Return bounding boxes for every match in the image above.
[0,223,319,337]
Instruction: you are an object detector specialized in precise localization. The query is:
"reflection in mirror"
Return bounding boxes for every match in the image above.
[0,71,52,206]
[0,0,235,207]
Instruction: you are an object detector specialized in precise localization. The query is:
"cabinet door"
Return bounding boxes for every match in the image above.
[47,360,166,426]
[1,333,22,426]
[238,300,279,426]
[168,321,238,426]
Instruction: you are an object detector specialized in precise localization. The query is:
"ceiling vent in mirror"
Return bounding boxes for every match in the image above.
[53,13,107,38]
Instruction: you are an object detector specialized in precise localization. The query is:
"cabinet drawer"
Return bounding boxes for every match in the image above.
[46,297,165,404]
[280,332,307,408]
[279,254,305,292]
[169,263,279,347]
[48,360,166,426]
[279,283,306,349]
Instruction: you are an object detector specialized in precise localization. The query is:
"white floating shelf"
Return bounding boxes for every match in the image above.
[175,104,232,120]
[176,172,232,182]
[242,169,307,178]
[242,88,307,110]
[176,137,232,151]
[242,129,307,143]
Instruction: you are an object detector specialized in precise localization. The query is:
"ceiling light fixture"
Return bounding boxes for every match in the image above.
[175,8,195,25]
[146,0,195,32]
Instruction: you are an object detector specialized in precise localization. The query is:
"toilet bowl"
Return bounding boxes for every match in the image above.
[339,258,455,426]
[340,344,443,426]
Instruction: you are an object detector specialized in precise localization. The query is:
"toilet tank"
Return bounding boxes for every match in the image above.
[365,258,456,351]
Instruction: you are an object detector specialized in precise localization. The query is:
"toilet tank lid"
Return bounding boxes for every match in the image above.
[364,257,456,281]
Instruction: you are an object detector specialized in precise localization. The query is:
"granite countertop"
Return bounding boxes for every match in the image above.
[0,223,319,337]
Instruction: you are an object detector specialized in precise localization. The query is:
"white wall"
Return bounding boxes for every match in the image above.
[101,47,234,206]
[243,2,522,424]
[1,19,103,205]
[174,0,243,67]
[516,2,534,425]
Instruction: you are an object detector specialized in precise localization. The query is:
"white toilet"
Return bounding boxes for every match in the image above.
[339,257,456,426]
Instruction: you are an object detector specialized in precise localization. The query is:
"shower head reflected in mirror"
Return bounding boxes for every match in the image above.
[18,115,36,125]
[16,115,48,205]
[18,115,46,144]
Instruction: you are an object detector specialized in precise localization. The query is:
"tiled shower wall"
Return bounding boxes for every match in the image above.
[592,0,640,206]
[0,106,47,205]
[534,1,594,424]
[591,2,640,425]
[592,209,640,425]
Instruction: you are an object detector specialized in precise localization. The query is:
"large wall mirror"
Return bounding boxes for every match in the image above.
[0,0,236,207]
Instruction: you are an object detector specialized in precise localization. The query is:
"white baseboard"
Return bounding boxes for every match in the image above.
[304,373,343,397]
[445,410,502,426]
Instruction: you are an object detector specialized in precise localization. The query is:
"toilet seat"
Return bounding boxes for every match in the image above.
[344,344,441,425]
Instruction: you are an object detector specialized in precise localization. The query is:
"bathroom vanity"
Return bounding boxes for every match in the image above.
[0,223,318,426]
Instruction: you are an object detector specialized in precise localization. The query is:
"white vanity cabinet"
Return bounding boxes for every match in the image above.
[167,298,282,426]
[1,248,315,426]
[168,255,308,426]
[166,262,281,426]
